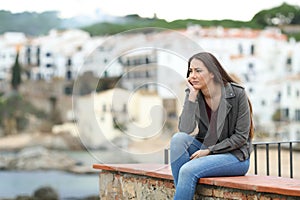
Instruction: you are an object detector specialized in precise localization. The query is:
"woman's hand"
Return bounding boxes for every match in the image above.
[190,149,210,160]
[186,78,199,102]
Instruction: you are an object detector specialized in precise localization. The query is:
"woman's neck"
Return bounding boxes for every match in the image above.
[201,82,222,100]
[202,82,222,111]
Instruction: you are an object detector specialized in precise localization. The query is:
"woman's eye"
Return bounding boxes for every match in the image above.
[189,68,201,73]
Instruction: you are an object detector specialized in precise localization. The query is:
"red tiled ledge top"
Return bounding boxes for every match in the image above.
[93,163,300,197]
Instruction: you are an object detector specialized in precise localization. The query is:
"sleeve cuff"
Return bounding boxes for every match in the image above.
[208,146,215,154]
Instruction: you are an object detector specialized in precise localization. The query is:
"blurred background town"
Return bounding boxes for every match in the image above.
[1,1,300,199]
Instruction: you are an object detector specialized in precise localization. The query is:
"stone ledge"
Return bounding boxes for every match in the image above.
[200,175,300,197]
[93,163,300,198]
[93,163,172,180]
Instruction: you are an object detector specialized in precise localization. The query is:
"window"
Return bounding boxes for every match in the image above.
[281,108,289,119]
[67,58,72,66]
[275,92,281,103]
[168,112,177,118]
[248,62,255,75]
[250,44,255,55]
[36,47,41,56]
[238,43,243,54]
[66,70,72,80]
[295,109,300,121]
[26,47,31,54]
[102,104,107,112]
[248,87,253,93]
[286,57,292,65]
[104,71,108,77]
[46,63,52,68]
[248,62,253,69]
[64,85,73,95]
[286,57,292,72]
[287,85,291,96]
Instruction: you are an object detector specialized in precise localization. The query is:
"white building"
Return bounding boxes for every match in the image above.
[74,88,164,149]
[1,26,300,141]
[278,75,300,141]
[119,49,158,92]
[0,32,27,81]
[21,29,105,80]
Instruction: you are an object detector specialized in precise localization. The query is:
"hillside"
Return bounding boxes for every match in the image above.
[82,3,300,40]
[0,3,299,39]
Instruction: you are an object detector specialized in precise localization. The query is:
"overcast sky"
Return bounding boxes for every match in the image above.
[1,0,300,21]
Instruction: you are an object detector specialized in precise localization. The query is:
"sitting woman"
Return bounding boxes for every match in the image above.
[170,52,254,200]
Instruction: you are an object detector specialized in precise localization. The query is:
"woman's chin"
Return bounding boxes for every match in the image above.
[193,85,202,90]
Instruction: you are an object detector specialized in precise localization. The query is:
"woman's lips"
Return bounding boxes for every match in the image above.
[191,81,199,85]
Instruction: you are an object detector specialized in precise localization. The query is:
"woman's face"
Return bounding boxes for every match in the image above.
[188,58,214,90]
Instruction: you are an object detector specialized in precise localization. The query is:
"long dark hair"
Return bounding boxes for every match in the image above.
[187,52,254,139]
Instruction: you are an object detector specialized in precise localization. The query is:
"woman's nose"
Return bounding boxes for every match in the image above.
[190,71,196,77]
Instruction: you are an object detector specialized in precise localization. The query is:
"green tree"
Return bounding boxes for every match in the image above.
[251,3,300,26]
[0,10,61,36]
[272,109,282,121]
[0,93,48,135]
[11,51,22,91]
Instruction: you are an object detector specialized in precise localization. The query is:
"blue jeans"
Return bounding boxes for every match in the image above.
[170,132,250,200]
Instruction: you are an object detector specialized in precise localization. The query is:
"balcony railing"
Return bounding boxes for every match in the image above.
[252,140,300,178]
[164,140,300,179]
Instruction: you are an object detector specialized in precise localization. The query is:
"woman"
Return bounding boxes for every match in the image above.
[170,52,254,200]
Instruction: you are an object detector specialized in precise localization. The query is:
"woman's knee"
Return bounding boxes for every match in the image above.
[178,163,197,182]
[171,132,189,146]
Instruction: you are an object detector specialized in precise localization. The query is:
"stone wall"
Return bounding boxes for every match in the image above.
[20,79,73,122]
[98,170,299,200]
[99,171,175,200]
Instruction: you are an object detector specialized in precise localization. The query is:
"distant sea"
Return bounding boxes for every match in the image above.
[0,151,101,199]
[0,148,165,199]
[0,170,99,199]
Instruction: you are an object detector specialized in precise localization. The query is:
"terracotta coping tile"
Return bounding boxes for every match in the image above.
[93,163,300,197]
[93,163,173,180]
[200,176,300,197]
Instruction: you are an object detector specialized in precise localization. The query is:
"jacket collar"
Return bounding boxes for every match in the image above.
[224,83,236,99]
